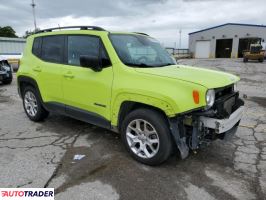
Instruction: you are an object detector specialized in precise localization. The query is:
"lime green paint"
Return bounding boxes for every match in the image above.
[17,29,240,127]
[134,65,239,89]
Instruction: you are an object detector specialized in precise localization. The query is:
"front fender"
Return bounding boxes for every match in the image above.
[111,92,177,126]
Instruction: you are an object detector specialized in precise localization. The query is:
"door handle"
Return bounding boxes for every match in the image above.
[63,72,74,78]
[33,66,41,72]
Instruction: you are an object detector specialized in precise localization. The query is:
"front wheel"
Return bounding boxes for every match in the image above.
[121,108,173,165]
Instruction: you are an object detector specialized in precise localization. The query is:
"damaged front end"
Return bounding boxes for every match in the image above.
[169,85,245,159]
[0,58,13,82]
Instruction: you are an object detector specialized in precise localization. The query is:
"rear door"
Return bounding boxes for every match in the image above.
[32,35,65,104]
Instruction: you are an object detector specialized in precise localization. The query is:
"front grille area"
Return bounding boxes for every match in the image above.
[214,92,237,118]
[213,85,244,119]
[188,84,244,119]
[215,84,234,99]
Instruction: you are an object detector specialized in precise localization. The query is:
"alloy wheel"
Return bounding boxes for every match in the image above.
[126,119,160,159]
[24,91,38,117]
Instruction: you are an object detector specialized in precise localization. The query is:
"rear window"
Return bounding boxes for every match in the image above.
[41,36,64,63]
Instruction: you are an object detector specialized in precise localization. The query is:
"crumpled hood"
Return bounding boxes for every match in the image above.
[135,65,239,89]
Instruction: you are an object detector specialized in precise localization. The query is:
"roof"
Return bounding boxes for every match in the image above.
[34,26,152,37]
[33,30,150,39]
[189,23,266,35]
[0,37,26,42]
[36,26,106,33]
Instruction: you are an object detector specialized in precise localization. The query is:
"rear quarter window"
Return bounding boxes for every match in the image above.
[32,37,42,57]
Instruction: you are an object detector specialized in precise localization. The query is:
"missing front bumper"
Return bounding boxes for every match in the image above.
[169,103,244,159]
[199,106,244,134]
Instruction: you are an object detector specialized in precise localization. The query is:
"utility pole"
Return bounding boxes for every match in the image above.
[31,0,37,31]
[179,28,182,49]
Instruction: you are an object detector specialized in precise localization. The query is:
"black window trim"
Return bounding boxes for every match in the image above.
[32,35,66,64]
[32,36,43,58]
[64,34,112,69]
[31,34,112,68]
[40,35,65,64]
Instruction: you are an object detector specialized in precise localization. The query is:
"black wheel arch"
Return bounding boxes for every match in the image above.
[117,101,169,131]
[17,76,44,103]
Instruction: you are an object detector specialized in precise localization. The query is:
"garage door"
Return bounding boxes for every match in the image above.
[195,41,210,58]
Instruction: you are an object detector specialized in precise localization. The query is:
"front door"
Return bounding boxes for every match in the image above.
[62,35,113,124]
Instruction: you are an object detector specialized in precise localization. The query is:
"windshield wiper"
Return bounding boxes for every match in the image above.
[124,62,154,68]
[155,63,175,67]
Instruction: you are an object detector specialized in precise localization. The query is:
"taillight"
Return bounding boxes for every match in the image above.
[193,90,200,104]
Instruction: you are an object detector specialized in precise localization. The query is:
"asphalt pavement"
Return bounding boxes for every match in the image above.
[0,58,266,200]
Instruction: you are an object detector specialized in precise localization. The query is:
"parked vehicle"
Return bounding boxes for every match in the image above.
[0,56,13,85]
[243,44,265,62]
[17,26,244,165]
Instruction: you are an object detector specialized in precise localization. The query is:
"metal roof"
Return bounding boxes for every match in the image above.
[0,37,26,42]
[189,23,266,35]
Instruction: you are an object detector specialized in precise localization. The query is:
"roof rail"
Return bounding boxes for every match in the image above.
[36,26,106,33]
[133,32,150,36]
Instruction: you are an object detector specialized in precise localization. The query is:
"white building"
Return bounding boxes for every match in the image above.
[0,37,26,59]
[189,23,266,58]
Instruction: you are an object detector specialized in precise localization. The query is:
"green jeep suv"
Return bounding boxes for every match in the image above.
[17,26,244,165]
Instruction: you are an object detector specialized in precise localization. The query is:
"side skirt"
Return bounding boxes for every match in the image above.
[44,102,111,130]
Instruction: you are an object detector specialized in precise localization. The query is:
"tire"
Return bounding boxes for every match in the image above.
[2,71,12,85]
[259,58,264,63]
[243,57,248,62]
[121,108,173,165]
[22,86,49,122]
[2,79,12,85]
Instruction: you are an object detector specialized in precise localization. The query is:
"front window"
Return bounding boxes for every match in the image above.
[68,35,99,66]
[110,34,176,67]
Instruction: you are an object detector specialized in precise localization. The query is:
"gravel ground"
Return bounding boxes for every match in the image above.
[0,58,266,200]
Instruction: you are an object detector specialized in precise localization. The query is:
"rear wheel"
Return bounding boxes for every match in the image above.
[22,86,49,121]
[2,79,12,85]
[259,58,264,63]
[121,108,173,165]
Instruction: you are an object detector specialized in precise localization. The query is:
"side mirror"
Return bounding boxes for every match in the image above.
[80,55,102,72]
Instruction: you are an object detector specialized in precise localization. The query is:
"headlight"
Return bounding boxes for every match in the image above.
[2,65,10,71]
[206,89,215,108]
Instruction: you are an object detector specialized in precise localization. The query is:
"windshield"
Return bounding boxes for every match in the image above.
[109,34,176,67]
